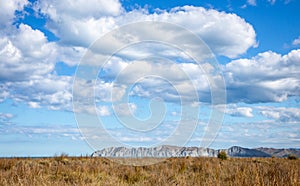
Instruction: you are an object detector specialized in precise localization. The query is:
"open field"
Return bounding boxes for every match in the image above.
[0,156,299,186]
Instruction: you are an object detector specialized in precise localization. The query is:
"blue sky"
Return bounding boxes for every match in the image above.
[0,0,300,157]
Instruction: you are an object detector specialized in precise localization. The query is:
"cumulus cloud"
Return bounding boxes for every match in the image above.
[105,59,212,103]
[224,49,300,103]
[36,0,122,19]
[35,0,122,46]
[0,0,29,27]
[225,104,254,117]
[5,75,73,110]
[258,106,300,122]
[89,39,224,105]
[0,20,74,111]
[35,2,256,58]
[2,0,300,150]
[0,24,57,81]
[3,0,297,115]
[73,78,127,114]
[129,6,257,58]
[57,46,86,66]
[0,1,256,111]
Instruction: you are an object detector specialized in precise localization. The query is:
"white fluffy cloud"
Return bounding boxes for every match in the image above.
[258,106,300,122]
[101,58,212,103]
[225,104,254,118]
[35,2,256,58]
[0,22,73,111]
[224,49,300,103]
[36,0,122,19]
[125,6,257,58]
[72,78,128,114]
[35,0,122,46]
[0,0,29,27]
[57,46,86,66]
[1,0,298,114]
[0,1,254,113]
[0,24,57,81]
[4,75,73,110]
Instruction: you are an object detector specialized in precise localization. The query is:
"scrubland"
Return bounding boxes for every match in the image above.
[0,156,299,185]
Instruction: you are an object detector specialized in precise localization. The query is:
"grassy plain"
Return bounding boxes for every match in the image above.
[0,156,299,185]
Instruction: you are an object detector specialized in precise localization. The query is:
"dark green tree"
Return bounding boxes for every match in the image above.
[287,154,297,160]
[218,151,228,160]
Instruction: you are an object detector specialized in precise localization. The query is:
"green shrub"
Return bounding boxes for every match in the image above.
[287,154,297,160]
[218,151,228,160]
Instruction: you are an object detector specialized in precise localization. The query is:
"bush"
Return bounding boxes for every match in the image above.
[287,154,297,160]
[218,151,228,160]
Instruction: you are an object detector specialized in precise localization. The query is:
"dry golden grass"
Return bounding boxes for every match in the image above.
[0,156,299,186]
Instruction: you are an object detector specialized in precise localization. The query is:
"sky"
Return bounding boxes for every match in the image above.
[0,0,300,157]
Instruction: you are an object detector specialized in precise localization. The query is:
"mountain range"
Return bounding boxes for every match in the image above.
[91,146,300,158]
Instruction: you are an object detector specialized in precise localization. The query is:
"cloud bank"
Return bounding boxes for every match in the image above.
[0,0,299,120]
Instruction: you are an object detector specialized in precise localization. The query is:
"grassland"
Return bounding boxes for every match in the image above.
[0,156,299,185]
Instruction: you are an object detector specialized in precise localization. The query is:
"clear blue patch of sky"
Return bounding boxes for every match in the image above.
[229,0,300,57]
[121,0,223,12]
[0,135,92,157]
[54,62,78,76]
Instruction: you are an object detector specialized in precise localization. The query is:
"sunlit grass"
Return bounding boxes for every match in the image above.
[0,156,299,185]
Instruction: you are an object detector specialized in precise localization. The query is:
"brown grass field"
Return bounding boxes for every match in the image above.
[0,156,299,186]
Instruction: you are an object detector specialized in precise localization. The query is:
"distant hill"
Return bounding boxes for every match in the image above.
[91,146,300,158]
[254,147,300,158]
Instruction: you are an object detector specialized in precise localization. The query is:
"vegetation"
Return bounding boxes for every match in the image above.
[217,151,228,160]
[0,156,299,185]
[287,154,298,160]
